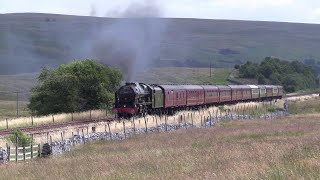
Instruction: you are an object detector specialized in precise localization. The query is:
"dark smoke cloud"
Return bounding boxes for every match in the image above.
[89,0,167,81]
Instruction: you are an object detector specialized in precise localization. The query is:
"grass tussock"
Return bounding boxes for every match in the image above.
[1,114,320,179]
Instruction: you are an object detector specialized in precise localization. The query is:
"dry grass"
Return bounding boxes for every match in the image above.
[1,113,320,179]
[0,110,110,130]
[288,96,320,114]
[0,101,281,147]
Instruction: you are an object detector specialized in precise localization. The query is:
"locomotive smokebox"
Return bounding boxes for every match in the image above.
[125,82,138,86]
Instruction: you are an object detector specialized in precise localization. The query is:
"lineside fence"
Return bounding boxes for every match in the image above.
[0,109,113,131]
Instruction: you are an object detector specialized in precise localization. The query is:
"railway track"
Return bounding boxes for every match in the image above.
[0,118,115,137]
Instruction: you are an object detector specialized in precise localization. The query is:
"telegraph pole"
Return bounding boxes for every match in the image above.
[15,91,19,118]
[209,62,212,77]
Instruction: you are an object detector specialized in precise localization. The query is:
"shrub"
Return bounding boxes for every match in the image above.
[8,129,33,146]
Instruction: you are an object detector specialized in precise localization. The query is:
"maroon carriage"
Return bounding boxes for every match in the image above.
[228,85,243,101]
[240,85,252,100]
[201,85,219,104]
[277,85,284,97]
[217,85,232,103]
[159,85,187,108]
[265,85,274,98]
[181,85,205,106]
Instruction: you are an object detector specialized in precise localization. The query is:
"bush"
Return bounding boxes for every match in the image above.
[8,129,33,146]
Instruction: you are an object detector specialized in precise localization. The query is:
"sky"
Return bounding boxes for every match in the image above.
[1,0,320,24]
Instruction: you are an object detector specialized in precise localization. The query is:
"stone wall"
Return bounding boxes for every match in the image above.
[50,110,288,155]
[0,147,7,163]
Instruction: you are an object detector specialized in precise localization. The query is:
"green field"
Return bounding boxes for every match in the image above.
[0,100,30,119]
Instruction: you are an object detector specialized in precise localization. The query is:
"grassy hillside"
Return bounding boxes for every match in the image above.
[1,13,320,74]
[135,67,232,84]
[1,114,320,179]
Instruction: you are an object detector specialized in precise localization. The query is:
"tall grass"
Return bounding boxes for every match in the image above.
[1,114,320,179]
[0,110,109,130]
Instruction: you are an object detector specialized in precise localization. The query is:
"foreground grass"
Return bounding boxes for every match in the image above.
[1,114,320,179]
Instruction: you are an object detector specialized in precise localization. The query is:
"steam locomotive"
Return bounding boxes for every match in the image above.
[112,82,283,118]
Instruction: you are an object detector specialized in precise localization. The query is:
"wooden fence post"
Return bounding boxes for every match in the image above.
[52,115,55,123]
[31,144,33,159]
[71,113,74,121]
[23,146,26,161]
[165,116,168,132]
[6,118,8,129]
[156,117,159,132]
[82,129,85,144]
[37,144,41,157]
[179,115,182,129]
[15,144,18,163]
[133,117,136,134]
[108,123,112,140]
[144,117,148,133]
[61,132,64,141]
[90,110,92,120]
[7,146,10,162]
[123,121,126,138]
[46,132,49,143]
[31,116,34,126]
[201,116,203,127]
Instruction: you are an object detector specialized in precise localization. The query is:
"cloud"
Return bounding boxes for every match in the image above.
[310,8,320,21]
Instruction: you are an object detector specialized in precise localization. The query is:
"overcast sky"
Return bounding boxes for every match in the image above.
[1,0,320,24]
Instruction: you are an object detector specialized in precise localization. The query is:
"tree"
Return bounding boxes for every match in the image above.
[257,74,267,84]
[28,60,123,116]
[238,57,319,93]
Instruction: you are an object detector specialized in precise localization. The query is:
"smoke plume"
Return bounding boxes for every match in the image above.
[89,1,167,81]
